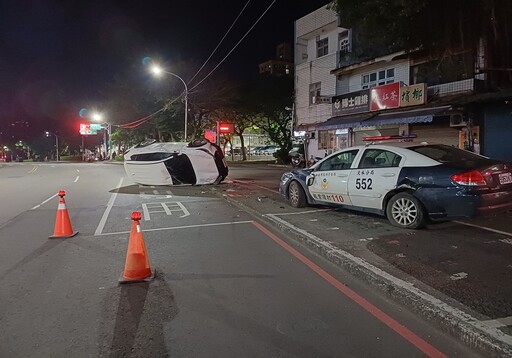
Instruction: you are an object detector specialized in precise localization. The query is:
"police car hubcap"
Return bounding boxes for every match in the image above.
[392,198,417,226]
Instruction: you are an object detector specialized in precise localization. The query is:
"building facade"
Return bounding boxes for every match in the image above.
[294,5,512,161]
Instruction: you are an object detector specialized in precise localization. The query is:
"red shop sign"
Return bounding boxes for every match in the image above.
[370,82,400,111]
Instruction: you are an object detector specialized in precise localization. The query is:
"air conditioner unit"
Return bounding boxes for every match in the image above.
[449,114,467,127]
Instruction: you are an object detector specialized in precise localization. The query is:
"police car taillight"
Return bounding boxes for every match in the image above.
[450,170,487,186]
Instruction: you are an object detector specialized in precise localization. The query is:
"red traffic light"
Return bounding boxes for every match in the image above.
[219,123,234,134]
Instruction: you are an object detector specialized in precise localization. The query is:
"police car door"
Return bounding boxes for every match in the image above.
[348,148,402,210]
[307,149,359,206]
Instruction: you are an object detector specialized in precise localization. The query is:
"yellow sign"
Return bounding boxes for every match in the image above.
[400,83,426,107]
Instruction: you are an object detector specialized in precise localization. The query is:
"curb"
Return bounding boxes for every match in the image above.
[218,190,512,358]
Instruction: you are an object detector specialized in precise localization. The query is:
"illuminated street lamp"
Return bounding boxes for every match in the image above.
[91,112,112,159]
[45,131,59,161]
[151,64,188,141]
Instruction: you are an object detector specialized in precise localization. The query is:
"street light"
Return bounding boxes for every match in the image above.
[45,131,59,161]
[91,112,112,159]
[151,64,188,141]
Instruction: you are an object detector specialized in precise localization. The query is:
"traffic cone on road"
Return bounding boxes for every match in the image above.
[119,211,155,284]
[49,190,78,239]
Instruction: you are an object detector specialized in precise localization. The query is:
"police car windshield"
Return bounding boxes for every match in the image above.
[408,144,485,164]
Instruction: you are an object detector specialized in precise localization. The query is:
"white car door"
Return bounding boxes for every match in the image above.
[307,149,359,206]
[348,148,402,210]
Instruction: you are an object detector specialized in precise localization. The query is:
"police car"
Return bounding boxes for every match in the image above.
[279,143,512,229]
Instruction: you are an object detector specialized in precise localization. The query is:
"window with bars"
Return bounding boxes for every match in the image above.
[339,32,351,54]
[317,38,329,58]
[361,68,395,89]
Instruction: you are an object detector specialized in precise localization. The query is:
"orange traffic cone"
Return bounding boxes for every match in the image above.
[119,212,155,284]
[49,190,78,239]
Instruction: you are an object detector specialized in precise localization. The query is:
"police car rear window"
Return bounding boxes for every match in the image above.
[409,145,483,163]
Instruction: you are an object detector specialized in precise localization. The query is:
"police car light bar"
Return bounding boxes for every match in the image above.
[361,134,417,142]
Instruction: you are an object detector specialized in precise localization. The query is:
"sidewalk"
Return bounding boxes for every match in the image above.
[217,180,512,357]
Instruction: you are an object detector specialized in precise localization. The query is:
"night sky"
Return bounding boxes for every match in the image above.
[0,0,330,146]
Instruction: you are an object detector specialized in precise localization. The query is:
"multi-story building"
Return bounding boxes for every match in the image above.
[258,43,293,77]
[294,4,348,158]
[294,5,512,161]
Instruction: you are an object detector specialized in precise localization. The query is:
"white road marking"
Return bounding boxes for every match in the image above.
[499,238,512,245]
[450,272,468,281]
[74,176,79,183]
[76,169,80,173]
[141,201,190,221]
[94,220,253,236]
[264,213,512,347]
[482,316,512,328]
[31,192,59,210]
[94,177,124,235]
[268,209,331,216]
[453,220,512,237]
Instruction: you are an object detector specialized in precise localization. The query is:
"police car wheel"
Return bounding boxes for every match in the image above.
[288,181,306,208]
[386,193,426,229]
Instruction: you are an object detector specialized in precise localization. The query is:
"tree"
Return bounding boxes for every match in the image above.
[236,76,294,164]
[331,0,512,88]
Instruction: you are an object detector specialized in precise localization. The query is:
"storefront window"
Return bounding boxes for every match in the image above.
[318,130,336,150]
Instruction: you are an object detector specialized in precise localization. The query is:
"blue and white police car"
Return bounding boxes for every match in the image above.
[279,143,512,229]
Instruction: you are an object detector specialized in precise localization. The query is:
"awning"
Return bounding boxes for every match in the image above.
[315,113,376,130]
[316,106,451,131]
[361,106,451,127]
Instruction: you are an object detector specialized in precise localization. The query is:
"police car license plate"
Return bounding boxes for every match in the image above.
[499,172,512,185]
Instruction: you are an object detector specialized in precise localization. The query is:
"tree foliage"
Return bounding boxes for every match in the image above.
[331,0,512,87]
[236,76,294,163]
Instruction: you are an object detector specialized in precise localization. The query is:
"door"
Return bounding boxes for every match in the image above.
[307,149,359,206]
[348,148,402,210]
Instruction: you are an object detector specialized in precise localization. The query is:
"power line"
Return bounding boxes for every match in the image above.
[189,0,278,92]
[188,0,252,85]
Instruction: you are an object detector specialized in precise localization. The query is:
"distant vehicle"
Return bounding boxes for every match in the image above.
[280,143,512,229]
[262,145,278,154]
[124,139,228,186]
[249,146,265,155]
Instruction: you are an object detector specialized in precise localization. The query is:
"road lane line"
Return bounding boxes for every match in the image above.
[453,220,512,237]
[31,192,59,210]
[264,213,512,351]
[74,176,80,183]
[94,177,123,235]
[94,220,253,236]
[252,220,447,358]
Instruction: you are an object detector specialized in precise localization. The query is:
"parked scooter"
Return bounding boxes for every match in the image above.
[291,154,306,168]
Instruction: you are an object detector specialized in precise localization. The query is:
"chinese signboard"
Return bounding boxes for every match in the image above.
[79,123,97,135]
[399,83,426,107]
[332,89,370,116]
[370,82,400,111]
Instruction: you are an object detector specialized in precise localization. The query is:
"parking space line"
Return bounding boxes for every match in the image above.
[453,220,512,237]
[232,179,279,194]
[94,177,123,235]
[482,316,512,328]
[74,176,79,183]
[268,209,332,216]
[94,220,253,236]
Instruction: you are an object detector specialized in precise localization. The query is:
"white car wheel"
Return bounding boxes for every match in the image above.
[386,193,426,229]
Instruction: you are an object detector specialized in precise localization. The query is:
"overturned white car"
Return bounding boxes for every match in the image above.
[124,139,228,186]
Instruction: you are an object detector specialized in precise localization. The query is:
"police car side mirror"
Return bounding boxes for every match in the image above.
[306,174,315,186]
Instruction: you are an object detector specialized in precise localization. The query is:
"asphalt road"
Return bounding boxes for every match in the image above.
[0,162,482,357]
